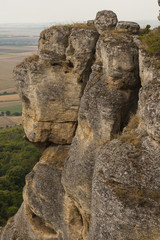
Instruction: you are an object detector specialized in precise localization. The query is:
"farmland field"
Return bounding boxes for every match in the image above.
[0,46,37,91]
[0,94,20,101]
[0,116,22,128]
[0,101,21,109]
[0,46,34,124]
[0,103,22,114]
[0,23,48,92]
[0,23,48,127]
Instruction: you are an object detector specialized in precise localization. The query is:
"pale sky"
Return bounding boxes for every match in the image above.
[0,0,159,24]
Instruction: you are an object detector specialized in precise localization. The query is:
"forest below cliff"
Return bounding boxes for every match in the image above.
[0,126,41,226]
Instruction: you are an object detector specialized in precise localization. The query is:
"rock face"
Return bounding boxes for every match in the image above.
[1,10,160,240]
[15,26,98,145]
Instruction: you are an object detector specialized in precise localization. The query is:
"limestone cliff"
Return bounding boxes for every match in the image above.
[1,10,160,240]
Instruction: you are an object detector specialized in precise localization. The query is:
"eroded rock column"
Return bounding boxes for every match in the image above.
[89,19,160,240]
[1,25,98,240]
[62,11,141,240]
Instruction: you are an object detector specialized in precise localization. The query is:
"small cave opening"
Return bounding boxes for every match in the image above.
[119,87,141,134]
[51,62,62,67]
[67,61,74,68]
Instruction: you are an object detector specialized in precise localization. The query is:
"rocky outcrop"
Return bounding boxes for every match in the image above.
[1,10,160,240]
[94,10,118,34]
[116,21,140,34]
[14,26,98,145]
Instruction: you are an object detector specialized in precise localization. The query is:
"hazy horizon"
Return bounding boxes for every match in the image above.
[0,19,159,30]
[0,0,159,24]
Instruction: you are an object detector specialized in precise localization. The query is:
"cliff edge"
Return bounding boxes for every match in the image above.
[1,10,160,240]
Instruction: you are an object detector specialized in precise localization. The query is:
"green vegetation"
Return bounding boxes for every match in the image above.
[139,27,160,55]
[0,126,41,226]
[139,24,151,35]
[0,104,22,115]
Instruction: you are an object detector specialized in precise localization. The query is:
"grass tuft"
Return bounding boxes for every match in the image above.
[43,23,96,32]
[117,114,141,147]
[107,178,160,209]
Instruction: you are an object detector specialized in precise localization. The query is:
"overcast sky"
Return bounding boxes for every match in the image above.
[0,0,159,24]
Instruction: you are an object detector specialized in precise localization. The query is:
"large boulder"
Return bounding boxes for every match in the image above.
[94,10,118,34]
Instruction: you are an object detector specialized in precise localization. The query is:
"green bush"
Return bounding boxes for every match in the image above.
[6,111,11,116]
[139,27,160,55]
[6,166,26,187]
[6,206,19,218]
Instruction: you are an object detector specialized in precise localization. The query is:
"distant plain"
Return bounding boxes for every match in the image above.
[0,23,46,127]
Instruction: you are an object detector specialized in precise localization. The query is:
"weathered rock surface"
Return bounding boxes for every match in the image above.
[138,46,160,86]
[62,33,140,214]
[38,26,71,64]
[96,34,140,89]
[94,10,118,34]
[1,9,160,240]
[14,26,98,145]
[116,21,140,34]
[89,136,160,240]
[139,82,160,142]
